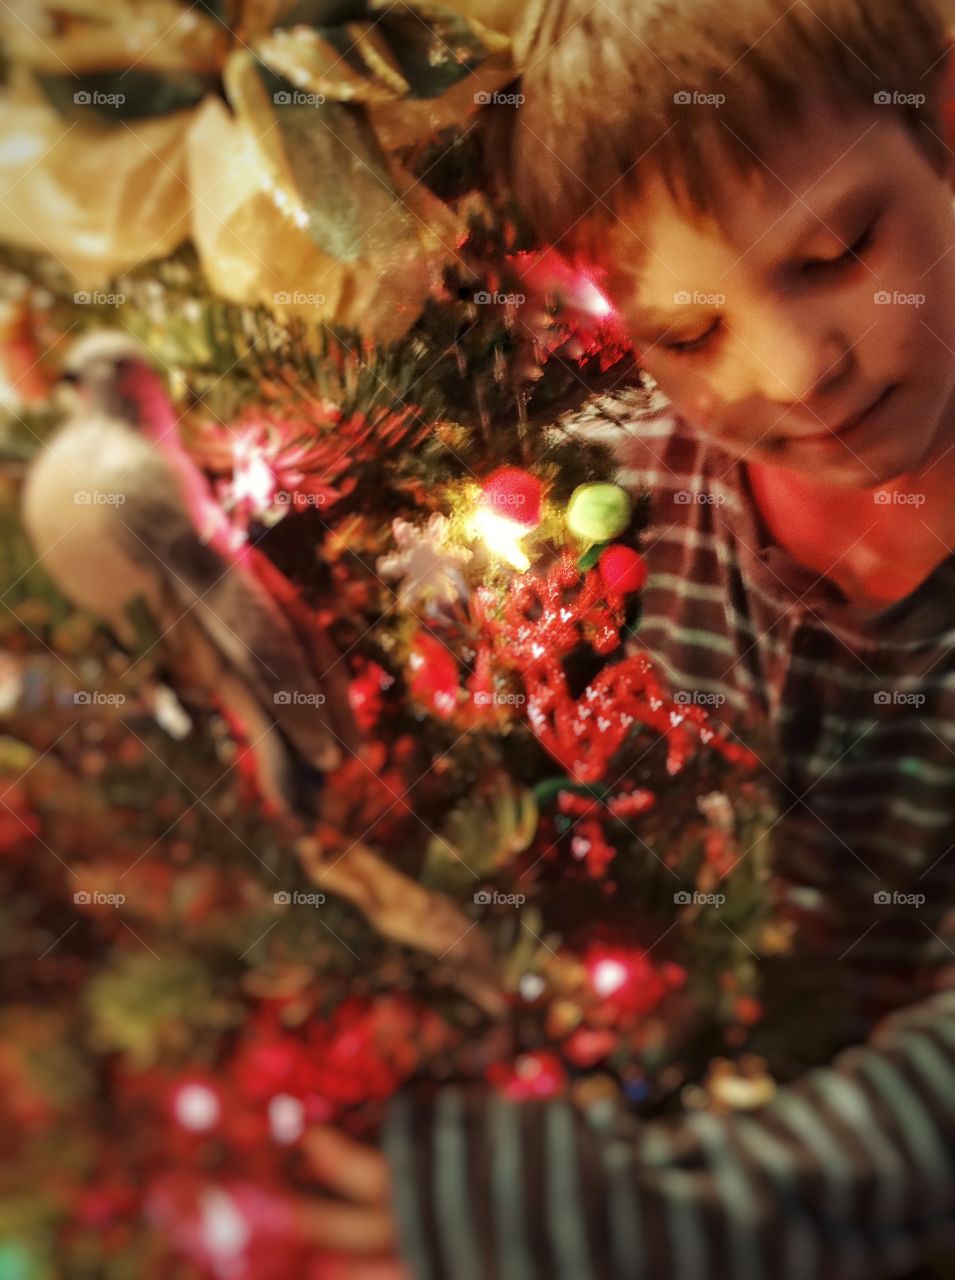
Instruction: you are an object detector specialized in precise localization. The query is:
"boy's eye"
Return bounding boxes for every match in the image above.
[801,221,877,274]
[661,320,720,356]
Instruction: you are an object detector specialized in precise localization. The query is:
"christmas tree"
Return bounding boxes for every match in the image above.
[0,4,854,1276]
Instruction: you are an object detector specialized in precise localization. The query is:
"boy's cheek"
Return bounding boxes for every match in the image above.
[686,385,722,432]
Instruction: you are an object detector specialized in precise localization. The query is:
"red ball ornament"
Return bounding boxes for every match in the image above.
[481,466,543,528]
[408,630,460,718]
[585,946,686,1017]
[599,544,647,594]
[486,1050,566,1101]
[734,995,764,1026]
[564,1028,618,1068]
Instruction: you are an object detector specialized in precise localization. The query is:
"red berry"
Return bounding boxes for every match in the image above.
[598,544,647,594]
[735,995,764,1025]
[481,466,543,528]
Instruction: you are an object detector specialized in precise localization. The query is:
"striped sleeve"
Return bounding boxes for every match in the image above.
[383,988,955,1280]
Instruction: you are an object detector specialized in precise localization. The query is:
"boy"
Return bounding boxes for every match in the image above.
[299,1,955,1276]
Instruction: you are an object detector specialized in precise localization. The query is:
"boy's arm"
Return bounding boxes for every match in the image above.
[382,987,955,1280]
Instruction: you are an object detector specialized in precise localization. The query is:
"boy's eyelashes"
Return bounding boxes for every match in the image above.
[660,321,721,356]
[798,219,878,275]
[654,219,881,358]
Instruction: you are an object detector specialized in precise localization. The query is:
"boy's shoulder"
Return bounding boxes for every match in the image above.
[548,378,734,506]
[546,377,675,446]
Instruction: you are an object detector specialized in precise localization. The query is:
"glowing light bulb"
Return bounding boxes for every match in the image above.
[472,507,531,571]
[572,271,614,318]
[590,956,629,997]
[232,441,275,511]
[268,1093,306,1144]
[173,1082,221,1132]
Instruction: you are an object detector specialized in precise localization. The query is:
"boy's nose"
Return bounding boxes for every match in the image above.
[753,330,854,411]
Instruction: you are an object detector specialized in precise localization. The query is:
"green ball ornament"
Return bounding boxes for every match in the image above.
[566,483,632,544]
[0,1243,32,1280]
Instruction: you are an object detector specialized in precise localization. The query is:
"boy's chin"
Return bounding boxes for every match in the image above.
[759,454,910,490]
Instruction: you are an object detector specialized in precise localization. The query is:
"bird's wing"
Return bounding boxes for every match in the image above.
[116,453,344,774]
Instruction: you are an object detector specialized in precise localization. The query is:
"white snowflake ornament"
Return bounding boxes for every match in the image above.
[377,513,472,613]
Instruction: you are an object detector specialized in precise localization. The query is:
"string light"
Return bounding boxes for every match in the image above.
[471,506,532,571]
[589,955,630,997]
[231,436,276,512]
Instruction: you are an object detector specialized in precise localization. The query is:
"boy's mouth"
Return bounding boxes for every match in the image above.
[791,383,898,448]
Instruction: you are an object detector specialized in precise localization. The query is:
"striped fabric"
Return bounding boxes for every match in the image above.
[383,385,955,1279]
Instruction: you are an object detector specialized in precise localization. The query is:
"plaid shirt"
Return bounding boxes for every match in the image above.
[383,382,955,1280]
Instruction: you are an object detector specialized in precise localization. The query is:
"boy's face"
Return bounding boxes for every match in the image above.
[598,95,955,489]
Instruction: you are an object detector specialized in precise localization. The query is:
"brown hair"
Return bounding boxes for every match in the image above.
[483,0,952,259]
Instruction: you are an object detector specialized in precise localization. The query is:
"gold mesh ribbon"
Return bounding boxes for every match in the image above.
[0,0,518,342]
